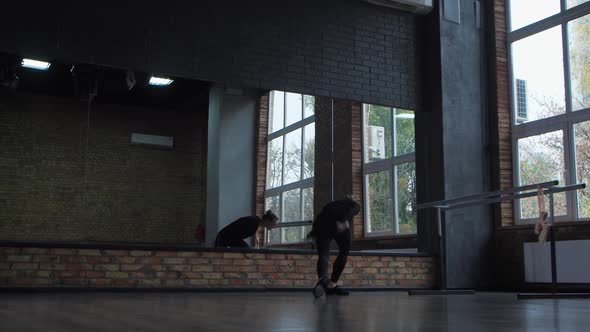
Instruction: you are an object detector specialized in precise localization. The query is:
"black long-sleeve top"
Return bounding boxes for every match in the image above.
[309,199,361,238]
[215,216,261,245]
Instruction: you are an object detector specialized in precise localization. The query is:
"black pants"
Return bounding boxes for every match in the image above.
[215,236,248,248]
[315,230,351,283]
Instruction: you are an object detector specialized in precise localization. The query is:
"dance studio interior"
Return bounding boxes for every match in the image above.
[2,0,590,330]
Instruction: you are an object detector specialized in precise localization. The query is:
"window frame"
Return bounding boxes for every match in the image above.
[264,91,315,244]
[361,103,416,238]
[508,0,590,224]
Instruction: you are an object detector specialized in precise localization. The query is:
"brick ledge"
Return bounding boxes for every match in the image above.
[0,241,433,257]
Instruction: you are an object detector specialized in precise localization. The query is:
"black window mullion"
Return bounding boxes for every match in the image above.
[391,166,397,235]
[390,107,396,234]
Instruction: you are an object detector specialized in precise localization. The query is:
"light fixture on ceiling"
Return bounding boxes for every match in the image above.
[395,113,415,119]
[21,58,51,70]
[149,76,173,86]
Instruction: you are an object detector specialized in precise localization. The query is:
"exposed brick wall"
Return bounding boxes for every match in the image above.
[0,246,435,288]
[0,92,208,243]
[0,0,419,108]
[493,0,514,226]
[255,93,269,244]
[351,102,364,239]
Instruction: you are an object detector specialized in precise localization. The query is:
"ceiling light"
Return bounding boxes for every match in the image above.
[149,76,173,86]
[395,113,415,119]
[21,58,51,70]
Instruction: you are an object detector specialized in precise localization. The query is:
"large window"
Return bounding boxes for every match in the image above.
[509,1,590,222]
[362,104,416,236]
[265,91,315,244]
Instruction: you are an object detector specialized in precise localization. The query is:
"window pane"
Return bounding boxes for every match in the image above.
[568,13,590,111]
[511,27,565,124]
[282,189,301,243]
[518,131,567,219]
[575,121,590,218]
[266,196,281,245]
[304,95,315,118]
[302,187,314,221]
[266,137,283,189]
[364,104,392,162]
[509,0,560,31]
[285,92,302,127]
[302,187,314,239]
[394,109,415,156]
[567,0,590,9]
[269,91,284,134]
[303,124,315,179]
[396,163,416,234]
[283,129,302,185]
[366,171,393,233]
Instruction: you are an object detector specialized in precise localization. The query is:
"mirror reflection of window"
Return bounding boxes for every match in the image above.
[264,90,315,245]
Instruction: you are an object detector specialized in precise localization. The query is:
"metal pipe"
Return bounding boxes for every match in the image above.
[272,220,313,228]
[549,192,558,294]
[436,207,446,289]
[415,180,559,210]
[445,184,585,210]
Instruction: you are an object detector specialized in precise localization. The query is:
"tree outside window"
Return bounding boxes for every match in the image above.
[509,4,590,223]
[265,91,315,244]
[363,104,416,236]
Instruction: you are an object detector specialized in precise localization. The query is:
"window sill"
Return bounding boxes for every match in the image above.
[362,234,417,240]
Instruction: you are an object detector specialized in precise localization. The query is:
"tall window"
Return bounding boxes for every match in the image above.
[509,0,590,222]
[265,91,315,244]
[362,104,416,236]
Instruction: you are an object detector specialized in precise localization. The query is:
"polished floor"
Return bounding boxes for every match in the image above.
[1,291,589,331]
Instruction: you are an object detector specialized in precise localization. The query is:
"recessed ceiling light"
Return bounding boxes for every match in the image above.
[21,58,51,70]
[149,76,173,86]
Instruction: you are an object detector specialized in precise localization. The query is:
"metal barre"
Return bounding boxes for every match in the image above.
[412,181,586,295]
[414,180,559,210]
[272,220,313,228]
[446,183,586,210]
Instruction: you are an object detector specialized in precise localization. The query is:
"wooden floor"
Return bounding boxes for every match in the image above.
[1,291,590,331]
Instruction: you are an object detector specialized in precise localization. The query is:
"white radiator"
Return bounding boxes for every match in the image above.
[524,240,590,283]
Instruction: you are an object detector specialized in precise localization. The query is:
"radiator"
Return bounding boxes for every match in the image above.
[524,240,590,283]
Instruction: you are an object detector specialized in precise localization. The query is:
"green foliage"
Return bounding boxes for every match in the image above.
[397,163,417,234]
[266,93,315,244]
[367,171,393,232]
[365,105,416,234]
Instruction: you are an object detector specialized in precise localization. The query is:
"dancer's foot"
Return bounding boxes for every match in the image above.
[326,285,350,296]
[313,277,329,298]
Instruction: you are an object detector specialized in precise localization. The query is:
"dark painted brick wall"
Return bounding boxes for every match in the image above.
[0,0,419,108]
[0,91,208,243]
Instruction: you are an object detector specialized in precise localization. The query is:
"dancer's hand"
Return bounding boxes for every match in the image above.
[336,220,350,232]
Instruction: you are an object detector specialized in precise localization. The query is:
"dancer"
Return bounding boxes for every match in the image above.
[215,210,278,248]
[308,196,360,298]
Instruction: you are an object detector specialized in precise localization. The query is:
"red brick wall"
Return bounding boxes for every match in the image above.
[0,247,435,289]
[255,93,269,245]
[351,102,365,240]
[493,0,514,226]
